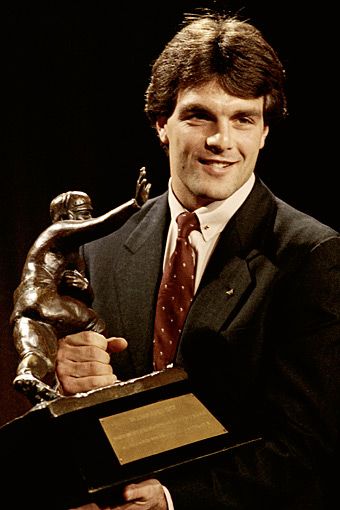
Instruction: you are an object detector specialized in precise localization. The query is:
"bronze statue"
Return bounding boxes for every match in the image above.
[10,167,151,403]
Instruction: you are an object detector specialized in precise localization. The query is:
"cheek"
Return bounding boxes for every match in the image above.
[174,129,202,155]
[167,124,205,168]
[240,131,265,155]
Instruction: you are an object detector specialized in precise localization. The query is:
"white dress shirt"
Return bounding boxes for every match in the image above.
[165,173,255,292]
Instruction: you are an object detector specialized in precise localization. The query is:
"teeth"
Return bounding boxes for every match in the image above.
[210,162,228,168]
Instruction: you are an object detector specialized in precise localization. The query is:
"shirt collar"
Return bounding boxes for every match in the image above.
[168,173,255,241]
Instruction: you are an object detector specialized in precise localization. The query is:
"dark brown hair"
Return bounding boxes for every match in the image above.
[145,12,287,127]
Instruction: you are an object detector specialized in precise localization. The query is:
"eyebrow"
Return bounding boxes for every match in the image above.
[232,108,262,118]
[178,102,263,118]
[178,103,208,114]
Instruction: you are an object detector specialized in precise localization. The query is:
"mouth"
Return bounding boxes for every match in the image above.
[198,158,237,174]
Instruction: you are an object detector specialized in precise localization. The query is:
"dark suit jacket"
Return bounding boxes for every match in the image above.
[83,178,340,509]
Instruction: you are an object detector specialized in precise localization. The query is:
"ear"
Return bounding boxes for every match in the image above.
[156,116,169,145]
[260,125,269,149]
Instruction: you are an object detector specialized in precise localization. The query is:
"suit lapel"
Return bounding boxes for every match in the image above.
[113,194,169,374]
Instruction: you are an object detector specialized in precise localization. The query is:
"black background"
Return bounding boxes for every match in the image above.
[0,0,337,425]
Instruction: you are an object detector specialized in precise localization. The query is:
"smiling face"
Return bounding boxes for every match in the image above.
[156,80,269,210]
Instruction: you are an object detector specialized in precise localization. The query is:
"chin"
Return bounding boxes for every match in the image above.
[194,185,232,202]
[192,173,236,198]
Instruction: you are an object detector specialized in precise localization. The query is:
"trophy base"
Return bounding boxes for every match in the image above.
[1,367,261,509]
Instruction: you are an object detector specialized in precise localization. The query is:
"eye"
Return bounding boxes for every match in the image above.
[180,107,213,123]
[235,115,254,125]
[190,110,210,120]
[232,110,262,127]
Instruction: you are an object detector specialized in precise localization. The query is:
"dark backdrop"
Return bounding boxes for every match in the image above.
[1,1,337,426]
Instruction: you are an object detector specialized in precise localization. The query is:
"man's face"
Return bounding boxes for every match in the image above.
[156,80,269,210]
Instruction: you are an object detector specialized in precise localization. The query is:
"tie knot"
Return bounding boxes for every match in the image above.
[176,212,200,239]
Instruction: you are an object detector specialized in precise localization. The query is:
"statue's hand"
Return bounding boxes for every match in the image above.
[62,269,89,291]
[135,166,151,207]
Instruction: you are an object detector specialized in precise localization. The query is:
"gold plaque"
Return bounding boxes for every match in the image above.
[99,392,228,465]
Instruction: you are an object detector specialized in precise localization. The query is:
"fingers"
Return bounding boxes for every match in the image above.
[138,166,146,181]
[58,341,111,364]
[56,331,128,395]
[68,480,166,510]
[60,331,109,350]
[122,479,167,509]
[59,373,118,395]
[59,359,113,378]
[107,337,128,353]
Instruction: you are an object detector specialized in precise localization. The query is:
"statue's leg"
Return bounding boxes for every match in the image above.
[38,293,107,335]
[12,317,59,403]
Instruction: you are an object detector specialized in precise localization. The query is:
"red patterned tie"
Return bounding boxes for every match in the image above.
[153,211,200,370]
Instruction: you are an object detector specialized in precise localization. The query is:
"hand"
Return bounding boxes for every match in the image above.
[119,479,168,509]
[62,269,90,291]
[56,331,128,395]
[69,479,168,510]
[135,167,151,207]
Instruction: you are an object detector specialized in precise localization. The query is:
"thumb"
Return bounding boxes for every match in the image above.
[107,337,128,353]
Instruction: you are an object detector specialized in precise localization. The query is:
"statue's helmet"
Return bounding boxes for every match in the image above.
[50,191,93,222]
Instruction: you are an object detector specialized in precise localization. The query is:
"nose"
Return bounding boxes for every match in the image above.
[205,122,232,153]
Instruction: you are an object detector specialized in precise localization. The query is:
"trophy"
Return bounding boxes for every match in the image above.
[10,167,150,403]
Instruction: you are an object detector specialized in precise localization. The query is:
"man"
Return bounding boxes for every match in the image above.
[56,12,340,510]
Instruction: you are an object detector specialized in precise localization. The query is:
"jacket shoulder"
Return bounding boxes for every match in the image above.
[275,196,338,245]
[81,192,168,269]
